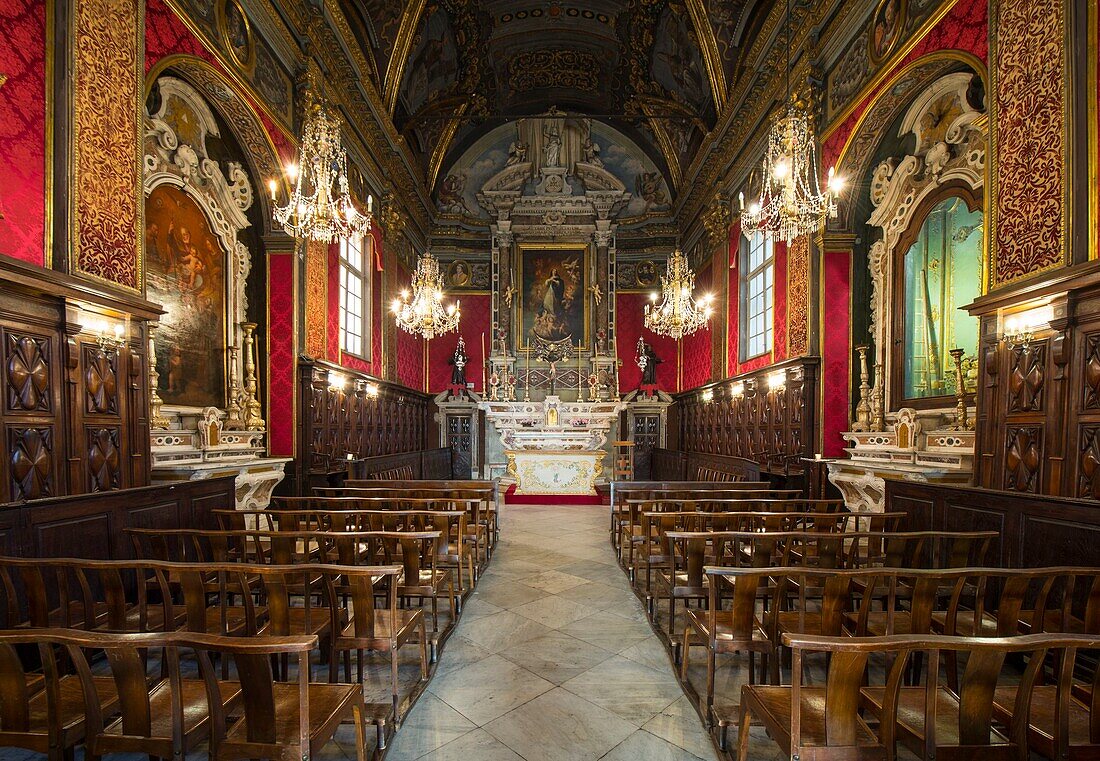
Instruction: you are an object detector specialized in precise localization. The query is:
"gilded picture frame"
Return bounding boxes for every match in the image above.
[868,0,907,65]
[515,242,591,351]
[218,0,256,73]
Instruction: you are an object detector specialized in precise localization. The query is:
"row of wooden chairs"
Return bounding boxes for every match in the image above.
[124,528,458,635]
[738,632,1100,761]
[0,556,428,723]
[0,628,389,761]
[678,565,1100,728]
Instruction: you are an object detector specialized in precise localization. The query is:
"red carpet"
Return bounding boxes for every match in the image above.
[503,484,608,506]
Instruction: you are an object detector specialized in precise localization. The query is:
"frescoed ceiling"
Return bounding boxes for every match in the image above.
[339,0,776,202]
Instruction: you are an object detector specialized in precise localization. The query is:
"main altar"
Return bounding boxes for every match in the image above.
[481,395,623,495]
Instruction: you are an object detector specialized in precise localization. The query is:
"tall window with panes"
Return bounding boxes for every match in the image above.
[739,231,774,361]
[339,235,370,358]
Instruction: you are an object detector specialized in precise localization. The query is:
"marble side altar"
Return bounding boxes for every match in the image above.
[481,395,623,494]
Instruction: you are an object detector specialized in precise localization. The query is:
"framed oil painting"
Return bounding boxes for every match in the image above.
[145,184,227,408]
[516,243,590,349]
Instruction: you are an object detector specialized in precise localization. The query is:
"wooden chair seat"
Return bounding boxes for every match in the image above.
[992,684,1098,758]
[861,686,1013,755]
[0,674,118,754]
[91,679,242,758]
[737,686,882,755]
[217,682,361,761]
[685,608,770,648]
[930,609,1002,637]
[847,610,917,636]
[336,608,422,645]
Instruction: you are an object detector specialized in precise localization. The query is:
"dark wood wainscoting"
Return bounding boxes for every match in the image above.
[968,262,1100,498]
[349,448,452,480]
[650,449,764,483]
[660,357,819,488]
[290,357,437,495]
[0,476,232,559]
[0,256,162,502]
[886,479,1100,569]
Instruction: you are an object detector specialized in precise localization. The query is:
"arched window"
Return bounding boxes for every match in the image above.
[895,194,982,402]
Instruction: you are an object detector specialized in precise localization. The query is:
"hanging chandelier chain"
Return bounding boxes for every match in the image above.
[739,0,843,245]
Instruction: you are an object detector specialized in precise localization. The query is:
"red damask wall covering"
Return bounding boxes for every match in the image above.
[267,252,295,456]
[426,294,490,393]
[680,259,714,390]
[0,0,47,266]
[616,292,677,392]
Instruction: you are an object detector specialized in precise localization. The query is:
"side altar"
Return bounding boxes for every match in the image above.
[481,395,623,494]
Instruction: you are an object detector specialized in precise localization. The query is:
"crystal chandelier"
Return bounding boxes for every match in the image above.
[740,0,843,244]
[391,251,461,340]
[643,249,714,340]
[268,99,372,242]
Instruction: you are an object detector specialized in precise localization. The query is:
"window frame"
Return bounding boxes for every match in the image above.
[739,231,775,362]
[338,234,371,361]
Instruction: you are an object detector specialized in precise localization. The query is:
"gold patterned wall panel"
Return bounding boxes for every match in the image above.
[990,0,1067,287]
[787,237,810,357]
[305,239,327,358]
[71,0,143,291]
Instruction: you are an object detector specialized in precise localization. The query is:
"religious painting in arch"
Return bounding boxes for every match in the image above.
[898,194,982,401]
[145,184,227,408]
[517,245,590,350]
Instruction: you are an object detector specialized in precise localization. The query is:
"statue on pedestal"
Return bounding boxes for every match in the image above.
[638,339,662,388]
[448,336,469,388]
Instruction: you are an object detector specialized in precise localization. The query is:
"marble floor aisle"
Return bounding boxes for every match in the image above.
[387,502,720,761]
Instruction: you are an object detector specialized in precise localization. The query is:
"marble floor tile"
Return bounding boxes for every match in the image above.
[429,654,555,725]
[456,609,554,653]
[432,634,493,679]
[384,693,476,761]
[510,595,598,629]
[417,728,525,761]
[472,580,551,610]
[499,631,615,684]
[554,581,636,610]
[641,696,720,761]
[557,609,655,653]
[562,655,684,725]
[483,687,637,761]
[523,569,596,594]
[618,636,674,673]
[600,729,710,761]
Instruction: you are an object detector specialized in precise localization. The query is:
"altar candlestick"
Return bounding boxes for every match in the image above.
[577,345,583,399]
[524,341,531,401]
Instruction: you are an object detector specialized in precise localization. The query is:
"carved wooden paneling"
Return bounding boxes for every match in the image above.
[1008,344,1045,412]
[1077,425,1100,499]
[293,357,435,495]
[86,426,122,492]
[0,258,155,501]
[1004,425,1042,492]
[1083,334,1100,410]
[8,426,54,500]
[82,346,119,415]
[674,357,820,473]
[446,414,473,479]
[6,334,51,412]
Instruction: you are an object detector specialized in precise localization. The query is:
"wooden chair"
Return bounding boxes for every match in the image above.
[190,631,383,760]
[0,630,121,761]
[858,634,1090,761]
[69,630,243,761]
[681,567,777,727]
[327,563,429,720]
[375,530,456,635]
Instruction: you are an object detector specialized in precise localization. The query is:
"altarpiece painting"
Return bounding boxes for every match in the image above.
[517,244,590,349]
[145,184,227,407]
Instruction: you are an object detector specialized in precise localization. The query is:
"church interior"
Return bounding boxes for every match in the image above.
[0,0,1097,758]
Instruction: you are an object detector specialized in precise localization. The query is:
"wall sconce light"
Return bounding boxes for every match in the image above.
[1002,304,1054,349]
[730,381,745,398]
[84,318,126,354]
[767,370,787,390]
[327,370,348,391]
[701,389,714,403]
[365,382,380,398]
